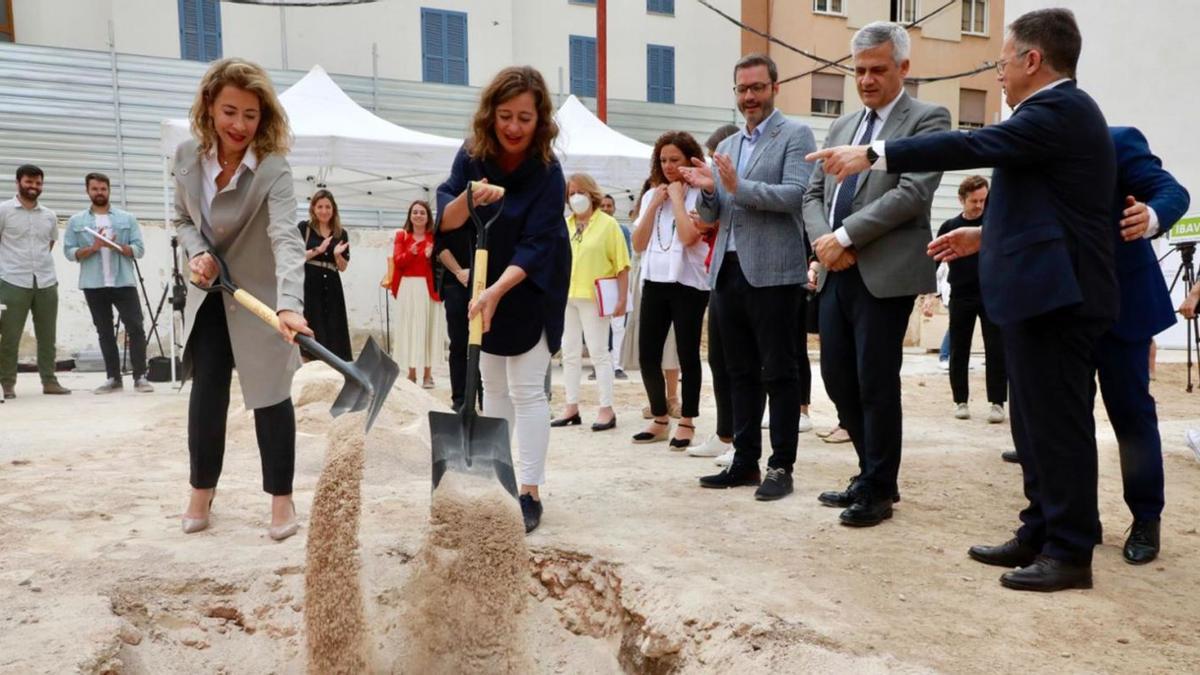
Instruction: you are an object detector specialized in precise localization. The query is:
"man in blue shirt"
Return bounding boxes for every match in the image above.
[63,173,153,394]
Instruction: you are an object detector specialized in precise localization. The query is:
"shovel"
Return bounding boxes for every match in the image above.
[429,181,519,499]
[190,250,399,433]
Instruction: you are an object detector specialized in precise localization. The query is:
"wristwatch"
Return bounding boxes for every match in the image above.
[865,144,879,164]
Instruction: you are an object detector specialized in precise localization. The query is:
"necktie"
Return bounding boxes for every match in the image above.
[831,110,877,231]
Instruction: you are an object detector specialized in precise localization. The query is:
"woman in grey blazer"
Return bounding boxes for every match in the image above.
[174,58,310,541]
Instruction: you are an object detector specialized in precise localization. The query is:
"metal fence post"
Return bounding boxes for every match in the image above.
[108,20,129,208]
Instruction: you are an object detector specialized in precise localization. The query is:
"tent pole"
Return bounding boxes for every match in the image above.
[597,0,608,123]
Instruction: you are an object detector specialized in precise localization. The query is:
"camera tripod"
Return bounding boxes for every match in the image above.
[1163,242,1199,392]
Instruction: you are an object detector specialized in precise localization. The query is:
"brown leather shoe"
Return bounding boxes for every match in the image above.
[1000,555,1093,592]
[42,381,72,395]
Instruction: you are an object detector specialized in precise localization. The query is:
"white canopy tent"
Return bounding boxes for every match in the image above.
[552,95,653,204]
[160,65,463,224]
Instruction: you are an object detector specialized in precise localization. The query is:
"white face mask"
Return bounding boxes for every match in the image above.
[568,193,592,216]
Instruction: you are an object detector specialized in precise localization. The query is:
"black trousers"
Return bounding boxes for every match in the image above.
[712,254,801,472]
[84,286,147,380]
[188,293,295,496]
[818,267,913,497]
[947,293,1007,404]
[709,292,812,440]
[1007,310,1109,566]
[441,280,479,411]
[639,280,708,418]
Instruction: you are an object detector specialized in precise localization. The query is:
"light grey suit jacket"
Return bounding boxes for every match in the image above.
[173,139,306,409]
[803,93,949,298]
[698,111,817,288]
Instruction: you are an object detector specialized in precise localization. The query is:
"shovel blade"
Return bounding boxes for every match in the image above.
[328,337,399,433]
[429,410,518,499]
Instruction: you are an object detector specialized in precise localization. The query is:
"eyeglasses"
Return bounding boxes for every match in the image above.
[992,48,1032,75]
[733,82,772,96]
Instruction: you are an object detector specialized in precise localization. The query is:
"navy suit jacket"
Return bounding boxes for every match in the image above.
[885,81,1117,326]
[1108,126,1191,342]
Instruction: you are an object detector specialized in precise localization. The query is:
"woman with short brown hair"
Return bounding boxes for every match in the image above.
[434,66,570,534]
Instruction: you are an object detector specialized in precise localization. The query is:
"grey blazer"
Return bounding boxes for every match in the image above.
[697,111,817,288]
[173,139,306,409]
[803,93,949,298]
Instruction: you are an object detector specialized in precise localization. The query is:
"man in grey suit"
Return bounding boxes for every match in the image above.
[803,22,948,526]
[680,53,816,501]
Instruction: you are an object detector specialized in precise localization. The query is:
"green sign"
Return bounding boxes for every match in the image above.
[1169,214,1200,243]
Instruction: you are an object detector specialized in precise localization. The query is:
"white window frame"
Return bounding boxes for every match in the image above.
[811,99,843,118]
[961,0,989,36]
[895,0,919,24]
[813,0,845,17]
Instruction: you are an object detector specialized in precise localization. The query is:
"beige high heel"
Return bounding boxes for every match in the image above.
[181,489,215,534]
[268,499,299,541]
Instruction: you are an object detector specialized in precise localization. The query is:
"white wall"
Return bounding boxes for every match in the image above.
[1005,1,1199,348]
[11,0,739,107]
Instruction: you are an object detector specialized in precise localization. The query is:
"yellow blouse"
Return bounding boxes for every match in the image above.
[565,209,630,301]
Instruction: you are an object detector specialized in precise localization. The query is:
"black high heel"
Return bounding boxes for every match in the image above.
[591,415,617,431]
[550,413,582,427]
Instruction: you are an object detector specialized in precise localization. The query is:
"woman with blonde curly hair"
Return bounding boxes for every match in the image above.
[175,57,309,542]
[434,65,570,534]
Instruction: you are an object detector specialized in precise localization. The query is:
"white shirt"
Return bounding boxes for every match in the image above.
[637,187,710,291]
[832,91,905,248]
[201,147,259,226]
[871,79,1161,239]
[0,196,58,289]
[95,213,115,287]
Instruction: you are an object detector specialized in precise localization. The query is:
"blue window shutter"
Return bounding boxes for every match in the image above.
[648,0,674,14]
[421,9,445,83]
[422,9,467,85]
[444,11,468,85]
[178,0,201,61]
[569,35,597,97]
[201,0,221,61]
[647,45,673,103]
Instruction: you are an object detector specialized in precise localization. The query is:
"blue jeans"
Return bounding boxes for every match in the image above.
[939,329,950,361]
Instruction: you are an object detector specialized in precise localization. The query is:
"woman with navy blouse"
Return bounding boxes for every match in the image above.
[434,65,570,534]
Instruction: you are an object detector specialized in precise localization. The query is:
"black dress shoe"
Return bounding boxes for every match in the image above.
[519,494,543,534]
[754,468,793,501]
[968,537,1038,568]
[699,465,761,489]
[1001,450,1019,463]
[1000,555,1092,592]
[550,413,582,427]
[818,476,900,508]
[614,369,628,380]
[838,495,893,527]
[1123,519,1160,565]
[591,416,617,431]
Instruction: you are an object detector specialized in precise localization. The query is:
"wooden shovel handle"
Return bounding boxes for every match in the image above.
[468,249,489,346]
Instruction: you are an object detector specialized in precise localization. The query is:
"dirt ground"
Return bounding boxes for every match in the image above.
[2,350,1199,673]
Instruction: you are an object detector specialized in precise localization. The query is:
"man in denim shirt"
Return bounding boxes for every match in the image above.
[0,164,71,398]
[64,173,153,394]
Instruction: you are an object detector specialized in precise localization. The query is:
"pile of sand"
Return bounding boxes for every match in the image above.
[398,472,532,673]
[304,413,369,674]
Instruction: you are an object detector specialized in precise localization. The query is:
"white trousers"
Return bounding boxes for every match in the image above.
[610,314,627,371]
[480,334,551,486]
[562,298,614,407]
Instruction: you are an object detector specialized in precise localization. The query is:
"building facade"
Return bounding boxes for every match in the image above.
[5,0,740,109]
[741,0,1004,128]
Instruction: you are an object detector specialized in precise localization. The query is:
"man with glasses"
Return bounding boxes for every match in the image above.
[810,8,1117,592]
[802,22,949,528]
[679,53,816,502]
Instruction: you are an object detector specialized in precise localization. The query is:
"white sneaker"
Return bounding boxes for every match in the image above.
[1185,429,1200,463]
[798,413,813,433]
[954,403,970,420]
[987,403,1005,424]
[687,434,731,458]
[760,409,770,429]
[938,360,950,371]
[714,448,735,467]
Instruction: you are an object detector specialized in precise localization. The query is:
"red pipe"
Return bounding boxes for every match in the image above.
[597,0,607,122]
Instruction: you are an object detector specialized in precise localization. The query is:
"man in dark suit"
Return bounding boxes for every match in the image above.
[809,8,1116,592]
[802,21,948,527]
